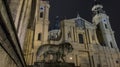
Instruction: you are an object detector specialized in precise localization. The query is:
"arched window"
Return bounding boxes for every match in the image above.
[105,24,108,29]
[78,34,84,43]
[110,42,113,48]
[38,33,41,40]
[40,12,43,18]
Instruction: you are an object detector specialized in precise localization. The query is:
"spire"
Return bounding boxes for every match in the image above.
[76,13,80,19]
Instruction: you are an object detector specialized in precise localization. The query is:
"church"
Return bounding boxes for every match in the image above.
[0,0,120,67]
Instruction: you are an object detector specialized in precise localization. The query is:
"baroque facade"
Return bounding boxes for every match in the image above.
[48,1,120,67]
[0,0,120,67]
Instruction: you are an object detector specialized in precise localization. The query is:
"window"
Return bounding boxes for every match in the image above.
[68,32,71,38]
[105,24,108,29]
[110,42,113,48]
[40,12,43,18]
[78,34,84,43]
[38,33,41,40]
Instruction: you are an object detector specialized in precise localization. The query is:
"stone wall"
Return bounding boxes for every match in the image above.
[0,46,17,67]
[8,0,20,21]
[0,0,26,67]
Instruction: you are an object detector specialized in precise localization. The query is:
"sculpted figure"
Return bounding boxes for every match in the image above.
[36,42,73,62]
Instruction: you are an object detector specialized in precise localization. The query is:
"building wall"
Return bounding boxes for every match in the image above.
[0,46,17,67]
[33,0,50,63]
[49,17,120,67]
[23,29,34,65]
[60,19,92,66]
[22,0,50,65]
[17,0,32,48]
[6,0,119,66]
[8,0,20,21]
[19,1,120,67]
[0,0,26,67]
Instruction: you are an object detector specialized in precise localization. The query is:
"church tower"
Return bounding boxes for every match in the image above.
[92,1,118,50]
[33,0,50,63]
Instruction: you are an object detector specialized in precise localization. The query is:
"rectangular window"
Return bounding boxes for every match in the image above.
[38,33,41,40]
[78,34,84,43]
[40,12,43,18]
[105,24,108,29]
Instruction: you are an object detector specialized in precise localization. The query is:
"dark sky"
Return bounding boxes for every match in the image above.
[49,0,120,49]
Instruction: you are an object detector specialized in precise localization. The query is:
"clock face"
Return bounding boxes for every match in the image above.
[75,19,85,28]
[40,6,44,11]
[102,18,108,23]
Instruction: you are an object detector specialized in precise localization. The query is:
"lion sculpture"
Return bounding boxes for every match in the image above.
[36,42,73,62]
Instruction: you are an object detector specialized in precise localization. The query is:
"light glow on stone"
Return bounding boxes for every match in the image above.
[69,57,73,60]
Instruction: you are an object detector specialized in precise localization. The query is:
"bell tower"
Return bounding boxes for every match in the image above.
[33,0,50,62]
[92,0,118,49]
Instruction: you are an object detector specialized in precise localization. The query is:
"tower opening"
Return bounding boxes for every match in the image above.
[38,33,41,40]
[40,12,43,18]
[104,24,108,29]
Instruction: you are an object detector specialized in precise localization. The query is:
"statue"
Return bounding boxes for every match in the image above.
[36,42,73,62]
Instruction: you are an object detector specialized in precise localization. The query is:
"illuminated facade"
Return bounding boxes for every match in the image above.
[0,0,120,67]
[48,2,120,67]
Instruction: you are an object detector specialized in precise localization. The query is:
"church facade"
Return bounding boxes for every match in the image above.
[0,0,120,67]
[49,14,120,67]
[48,1,120,67]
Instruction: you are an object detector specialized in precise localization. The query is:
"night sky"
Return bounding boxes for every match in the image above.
[49,0,120,49]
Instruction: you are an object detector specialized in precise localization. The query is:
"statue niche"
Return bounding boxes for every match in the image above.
[36,42,73,62]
